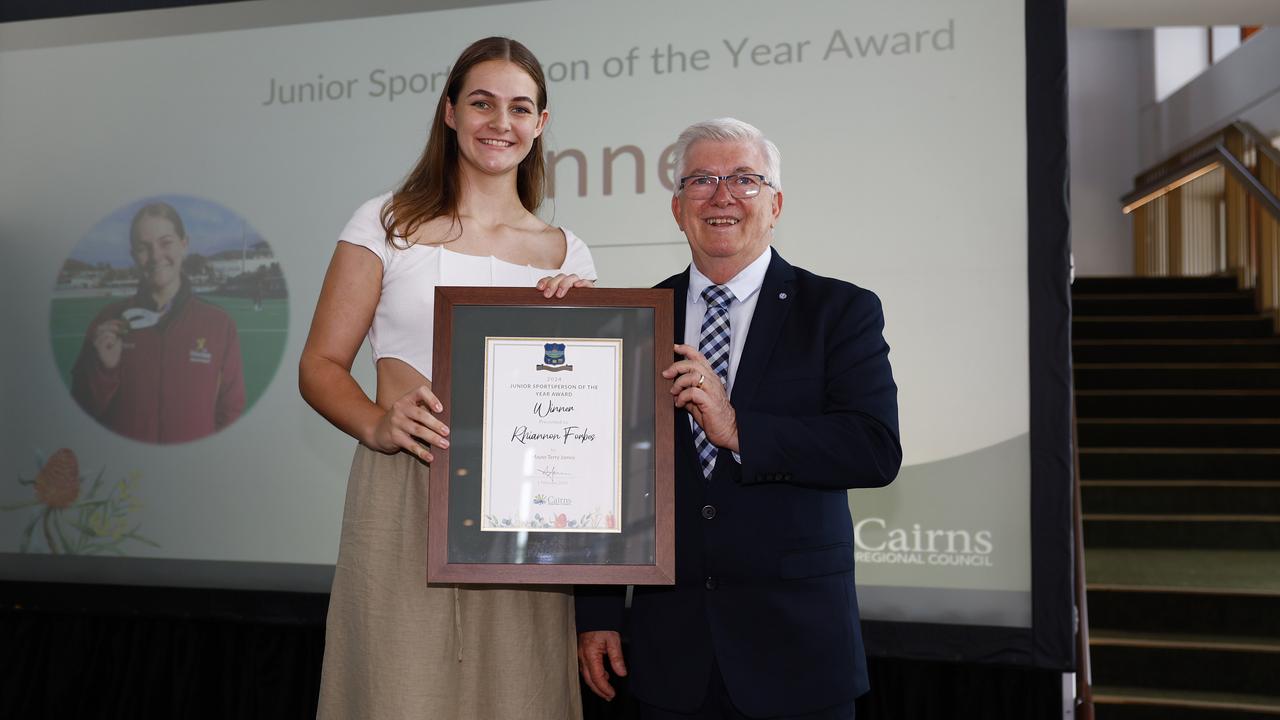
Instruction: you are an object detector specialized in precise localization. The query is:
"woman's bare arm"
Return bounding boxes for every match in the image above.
[298,242,448,461]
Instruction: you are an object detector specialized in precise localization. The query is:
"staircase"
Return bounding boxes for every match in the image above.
[1073,275,1280,720]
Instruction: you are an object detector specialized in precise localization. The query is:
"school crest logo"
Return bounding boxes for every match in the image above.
[536,342,572,372]
[189,337,213,364]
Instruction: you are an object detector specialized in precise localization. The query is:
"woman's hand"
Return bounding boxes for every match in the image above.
[536,273,595,299]
[93,319,128,370]
[369,385,450,462]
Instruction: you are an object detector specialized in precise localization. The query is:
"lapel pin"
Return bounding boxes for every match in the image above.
[778,292,788,300]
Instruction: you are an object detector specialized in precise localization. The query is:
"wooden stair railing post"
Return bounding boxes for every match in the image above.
[1121,119,1280,306]
[1224,126,1250,287]
[1167,186,1185,277]
[1259,150,1280,331]
[1133,204,1149,276]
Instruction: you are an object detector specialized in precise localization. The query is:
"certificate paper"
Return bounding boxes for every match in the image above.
[480,338,623,533]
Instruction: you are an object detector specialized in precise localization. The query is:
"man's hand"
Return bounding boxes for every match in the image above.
[663,343,739,453]
[577,630,627,701]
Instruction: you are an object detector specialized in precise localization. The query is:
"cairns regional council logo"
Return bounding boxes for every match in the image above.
[189,337,213,364]
[532,493,572,506]
[536,342,573,372]
[854,517,995,568]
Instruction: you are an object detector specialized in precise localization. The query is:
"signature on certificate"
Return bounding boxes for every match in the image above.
[536,465,572,484]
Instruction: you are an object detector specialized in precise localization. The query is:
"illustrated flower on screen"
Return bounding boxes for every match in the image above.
[606,514,616,529]
[34,448,80,509]
[555,513,568,528]
[3,447,157,555]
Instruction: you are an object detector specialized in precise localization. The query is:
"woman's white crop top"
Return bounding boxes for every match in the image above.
[338,193,598,380]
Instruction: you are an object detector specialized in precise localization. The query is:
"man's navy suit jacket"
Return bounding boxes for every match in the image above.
[576,250,902,718]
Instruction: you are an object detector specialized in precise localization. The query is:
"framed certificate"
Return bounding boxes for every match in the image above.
[426,287,674,584]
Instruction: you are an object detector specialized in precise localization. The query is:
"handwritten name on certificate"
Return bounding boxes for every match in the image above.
[480,338,623,533]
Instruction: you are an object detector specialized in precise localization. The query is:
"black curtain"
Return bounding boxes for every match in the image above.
[1,583,324,720]
[2,583,1062,720]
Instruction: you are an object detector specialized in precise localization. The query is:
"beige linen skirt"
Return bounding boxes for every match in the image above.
[317,444,582,719]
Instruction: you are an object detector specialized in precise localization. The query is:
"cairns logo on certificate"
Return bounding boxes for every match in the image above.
[480,338,623,533]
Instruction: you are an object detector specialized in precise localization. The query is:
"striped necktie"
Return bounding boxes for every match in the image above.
[693,284,733,478]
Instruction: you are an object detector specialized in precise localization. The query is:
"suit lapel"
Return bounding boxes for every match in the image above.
[668,270,689,349]
[730,250,795,407]
[660,269,698,464]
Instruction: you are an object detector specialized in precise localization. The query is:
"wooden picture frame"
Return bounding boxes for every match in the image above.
[426,287,675,584]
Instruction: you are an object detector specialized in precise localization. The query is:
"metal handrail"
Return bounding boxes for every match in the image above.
[1122,120,1280,307]
[1121,144,1280,222]
[1072,397,1095,720]
[1134,120,1280,189]
[1237,121,1280,170]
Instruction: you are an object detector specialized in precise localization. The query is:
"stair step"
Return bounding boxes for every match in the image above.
[1087,513,1280,521]
[1088,586,1280,638]
[1074,315,1276,339]
[1077,419,1280,448]
[1093,686,1280,719]
[1085,548,1280,595]
[1092,629,1280,653]
[1074,275,1280,717]
[1075,363,1280,390]
[1082,481,1280,515]
[1079,447,1280,480]
[1073,338,1280,363]
[1074,292,1257,316]
[1077,390,1280,418]
[1091,641,1280,697]
[1084,513,1280,549]
[1073,276,1241,293]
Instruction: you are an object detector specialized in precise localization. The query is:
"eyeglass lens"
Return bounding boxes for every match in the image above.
[682,174,764,199]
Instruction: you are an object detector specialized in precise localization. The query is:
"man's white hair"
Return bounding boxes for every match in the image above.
[671,117,782,192]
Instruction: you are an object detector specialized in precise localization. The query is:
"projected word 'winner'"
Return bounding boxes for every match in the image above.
[480,338,622,533]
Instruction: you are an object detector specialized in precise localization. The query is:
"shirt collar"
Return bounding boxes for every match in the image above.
[689,246,772,306]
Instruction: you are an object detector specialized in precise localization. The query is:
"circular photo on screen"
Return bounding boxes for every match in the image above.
[50,195,288,444]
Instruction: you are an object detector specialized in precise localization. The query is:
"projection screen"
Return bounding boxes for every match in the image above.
[0,0,1073,668]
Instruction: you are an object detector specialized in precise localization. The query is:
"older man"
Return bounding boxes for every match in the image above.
[576,118,901,719]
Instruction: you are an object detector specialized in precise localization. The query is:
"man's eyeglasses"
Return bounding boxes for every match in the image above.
[677,173,775,200]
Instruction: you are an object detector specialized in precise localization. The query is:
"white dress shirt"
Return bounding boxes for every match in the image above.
[683,247,773,464]
[683,246,773,394]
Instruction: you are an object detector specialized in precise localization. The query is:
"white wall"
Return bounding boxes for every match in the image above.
[1140,28,1280,167]
[1154,27,1209,102]
[1211,26,1243,63]
[1068,29,1144,276]
[1069,28,1280,277]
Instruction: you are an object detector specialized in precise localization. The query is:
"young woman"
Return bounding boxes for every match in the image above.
[72,201,245,444]
[300,37,595,718]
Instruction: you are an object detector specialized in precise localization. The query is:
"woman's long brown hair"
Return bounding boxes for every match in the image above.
[380,37,549,248]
